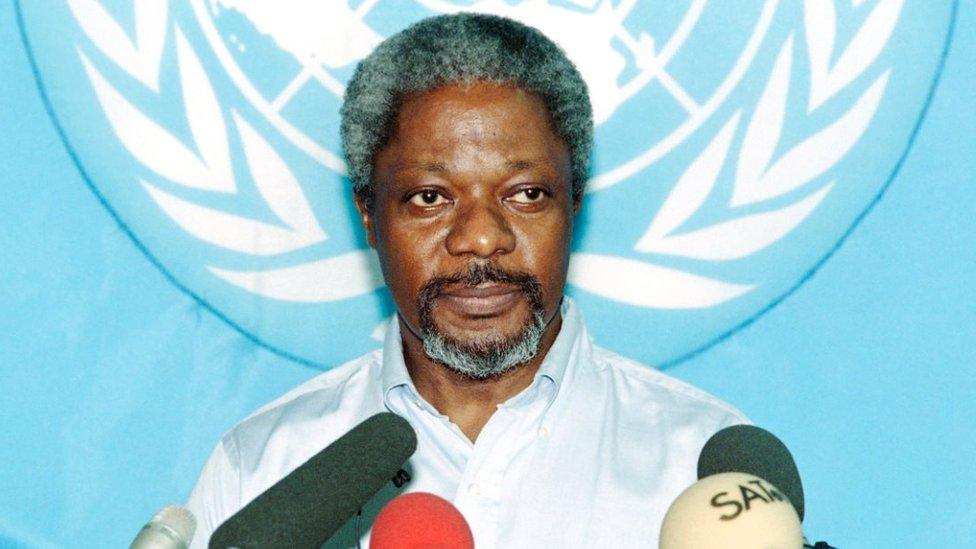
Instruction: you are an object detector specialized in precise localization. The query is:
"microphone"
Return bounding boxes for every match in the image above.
[662,425,837,549]
[697,424,804,521]
[659,471,803,549]
[369,492,474,549]
[131,505,196,549]
[209,412,418,549]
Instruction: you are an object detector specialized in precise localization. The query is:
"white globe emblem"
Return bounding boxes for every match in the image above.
[169,0,900,312]
[191,0,772,190]
[52,0,925,365]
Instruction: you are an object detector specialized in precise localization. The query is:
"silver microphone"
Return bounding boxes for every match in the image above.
[130,505,197,549]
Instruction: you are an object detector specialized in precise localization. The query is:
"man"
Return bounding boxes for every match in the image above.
[187,13,746,548]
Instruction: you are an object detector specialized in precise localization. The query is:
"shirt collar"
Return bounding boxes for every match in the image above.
[380,317,413,395]
[534,297,582,389]
[379,297,587,410]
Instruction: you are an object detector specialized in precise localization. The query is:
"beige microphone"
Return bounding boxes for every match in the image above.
[130,505,196,549]
[659,472,803,549]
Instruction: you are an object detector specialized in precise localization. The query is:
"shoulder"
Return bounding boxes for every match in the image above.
[588,343,749,426]
[217,349,387,478]
[239,350,384,427]
[186,350,386,547]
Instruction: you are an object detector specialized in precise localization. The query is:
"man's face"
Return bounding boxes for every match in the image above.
[359,82,577,377]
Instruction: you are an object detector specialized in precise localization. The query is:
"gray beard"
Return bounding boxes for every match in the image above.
[421,309,547,379]
[416,263,548,380]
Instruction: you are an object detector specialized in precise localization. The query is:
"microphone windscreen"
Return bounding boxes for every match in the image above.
[660,472,803,549]
[697,424,804,521]
[209,412,417,549]
[369,492,474,549]
[131,505,196,549]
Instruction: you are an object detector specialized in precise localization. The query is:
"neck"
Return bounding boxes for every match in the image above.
[400,312,562,442]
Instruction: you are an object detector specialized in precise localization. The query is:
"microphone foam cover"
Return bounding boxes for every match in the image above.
[697,424,804,521]
[660,472,803,549]
[210,412,417,549]
[369,492,474,549]
[131,505,196,549]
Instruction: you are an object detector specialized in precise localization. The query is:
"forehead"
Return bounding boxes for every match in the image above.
[382,82,566,170]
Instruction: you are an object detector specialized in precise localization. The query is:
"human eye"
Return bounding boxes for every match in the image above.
[508,186,551,205]
[406,189,450,207]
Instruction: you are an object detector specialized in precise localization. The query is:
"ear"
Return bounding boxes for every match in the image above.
[354,193,377,249]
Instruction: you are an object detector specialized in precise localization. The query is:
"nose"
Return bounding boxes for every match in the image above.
[445,199,516,259]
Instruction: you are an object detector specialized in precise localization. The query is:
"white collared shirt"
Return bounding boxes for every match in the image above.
[186,299,747,548]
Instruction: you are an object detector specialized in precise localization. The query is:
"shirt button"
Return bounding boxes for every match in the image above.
[538,426,549,438]
[468,483,481,496]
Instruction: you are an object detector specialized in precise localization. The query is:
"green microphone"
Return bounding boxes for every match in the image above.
[209,412,417,549]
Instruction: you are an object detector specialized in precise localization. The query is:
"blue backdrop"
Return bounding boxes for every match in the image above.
[1,0,973,546]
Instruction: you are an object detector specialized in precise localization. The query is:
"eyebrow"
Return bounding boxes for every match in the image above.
[419,161,448,173]
[505,159,539,171]
[405,159,543,172]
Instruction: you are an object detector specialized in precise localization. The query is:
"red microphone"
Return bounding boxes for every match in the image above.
[369,492,474,549]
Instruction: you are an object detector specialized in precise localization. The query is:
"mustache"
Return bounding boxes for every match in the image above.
[418,263,543,310]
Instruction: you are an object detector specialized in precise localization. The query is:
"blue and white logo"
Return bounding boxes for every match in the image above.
[18,0,954,367]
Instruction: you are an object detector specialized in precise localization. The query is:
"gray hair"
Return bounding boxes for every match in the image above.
[340,13,594,207]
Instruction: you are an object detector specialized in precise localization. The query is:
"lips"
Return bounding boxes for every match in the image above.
[438,284,524,317]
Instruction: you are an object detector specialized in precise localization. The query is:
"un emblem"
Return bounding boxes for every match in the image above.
[17,0,955,368]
